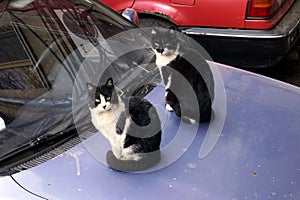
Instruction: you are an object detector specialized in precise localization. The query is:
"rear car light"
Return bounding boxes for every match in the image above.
[247,0,280,18]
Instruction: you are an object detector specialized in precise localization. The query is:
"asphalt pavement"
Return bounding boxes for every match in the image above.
[249,48,300,87]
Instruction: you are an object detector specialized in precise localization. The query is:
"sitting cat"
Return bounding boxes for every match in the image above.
[87,78,162,172]
[150,28,214,124]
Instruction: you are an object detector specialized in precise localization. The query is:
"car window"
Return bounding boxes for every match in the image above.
[0,0,156,161]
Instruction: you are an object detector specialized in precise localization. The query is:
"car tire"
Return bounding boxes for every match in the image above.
[139,17,176,29]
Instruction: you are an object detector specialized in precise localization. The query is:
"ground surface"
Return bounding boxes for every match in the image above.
[249,48,300,87]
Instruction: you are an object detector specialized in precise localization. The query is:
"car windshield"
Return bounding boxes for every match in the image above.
[0,0,158,162]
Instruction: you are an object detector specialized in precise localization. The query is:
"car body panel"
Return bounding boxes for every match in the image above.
[182,0,300,68]
[245,0,296,29]
[101,0,135,12]
[102,0,248,28]
[101,0,296,30]
[1,64,300,200]
[0,176,41,200]
[169,0,195,6]
[99,0,300,67]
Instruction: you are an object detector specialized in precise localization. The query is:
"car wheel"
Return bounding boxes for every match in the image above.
[139,17,176,29]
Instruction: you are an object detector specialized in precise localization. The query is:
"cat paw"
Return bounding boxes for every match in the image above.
[182,116,197,124]
[165,104,174,112]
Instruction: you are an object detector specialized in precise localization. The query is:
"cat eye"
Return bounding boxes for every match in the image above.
[95,99,100,102]
[106,97,111,101]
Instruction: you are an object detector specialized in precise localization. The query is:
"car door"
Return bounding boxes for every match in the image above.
[100,0,135,12]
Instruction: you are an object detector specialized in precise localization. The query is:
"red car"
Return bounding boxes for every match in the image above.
[100,0,300,68]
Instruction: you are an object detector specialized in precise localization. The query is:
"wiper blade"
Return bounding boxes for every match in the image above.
[28,119,93,147]
[0,130,76,176]
[28,131,67,146]
[0,122,92,176]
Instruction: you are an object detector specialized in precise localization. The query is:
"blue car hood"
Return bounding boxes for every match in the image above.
[0,64,299,200]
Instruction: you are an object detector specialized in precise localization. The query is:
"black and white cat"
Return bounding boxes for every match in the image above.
[87,78,162,172]
[150,28,214,123]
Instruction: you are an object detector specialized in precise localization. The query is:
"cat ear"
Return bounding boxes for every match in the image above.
[151,28,157,35]
[86,83,95,92]
[106,78,114,88]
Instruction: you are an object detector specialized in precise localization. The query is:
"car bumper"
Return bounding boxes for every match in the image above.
[180,0,300,68]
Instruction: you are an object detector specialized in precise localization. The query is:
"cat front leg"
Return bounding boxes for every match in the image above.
[111,145,122,159]
[165,102,174,112]
[165,90,182,118]
[121,146,142,161]
[164,90,174,112]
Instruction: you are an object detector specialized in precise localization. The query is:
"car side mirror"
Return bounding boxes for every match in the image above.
[121,8,139,26]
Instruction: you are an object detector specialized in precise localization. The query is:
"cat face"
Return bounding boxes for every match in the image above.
[87,78,117,112]
[150,28,179,57]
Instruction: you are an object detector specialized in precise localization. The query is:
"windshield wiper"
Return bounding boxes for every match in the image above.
[0,111,93,176]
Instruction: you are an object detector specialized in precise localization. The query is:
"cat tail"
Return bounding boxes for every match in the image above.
[106,150,161,172]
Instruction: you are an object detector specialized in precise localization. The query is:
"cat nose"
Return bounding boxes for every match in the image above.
[156,49,164,54]
[103,105,106,109]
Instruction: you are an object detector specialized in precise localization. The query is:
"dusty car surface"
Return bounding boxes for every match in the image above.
[0,0,300,199]
[100,0,300,68]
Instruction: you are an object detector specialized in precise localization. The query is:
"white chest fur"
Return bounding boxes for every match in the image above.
[90,101,141,161]
[90,102,126,149]
[155,52,178,67]
[154,45,179,67]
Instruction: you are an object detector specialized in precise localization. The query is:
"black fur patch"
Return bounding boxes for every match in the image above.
[106,150,161,172]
